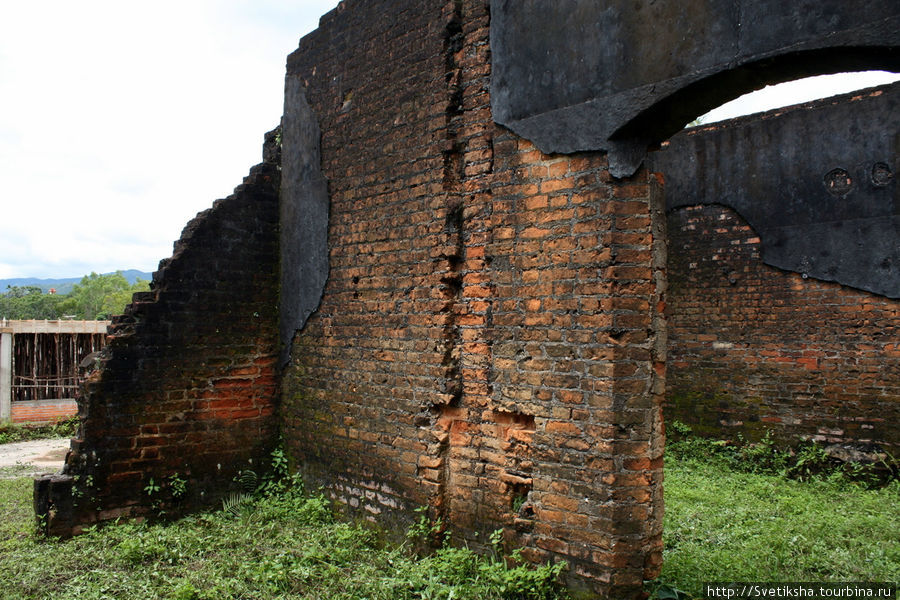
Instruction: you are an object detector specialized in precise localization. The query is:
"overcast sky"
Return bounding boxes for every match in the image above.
[0,0,339,280]
[1,3,897,280]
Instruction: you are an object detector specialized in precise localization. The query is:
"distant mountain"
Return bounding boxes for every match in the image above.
[0,270,153,295]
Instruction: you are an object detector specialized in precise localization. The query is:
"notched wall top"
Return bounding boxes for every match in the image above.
[280,77,330,366]
[652,83,900,298]
[490,0,900,177]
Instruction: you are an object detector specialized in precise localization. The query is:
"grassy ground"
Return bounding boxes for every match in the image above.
[659,458,899,597]
[0,477,566,600]
[0,417,79,445]
[0,441,897,599]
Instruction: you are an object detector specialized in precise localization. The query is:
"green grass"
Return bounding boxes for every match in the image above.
[0,464,43,480]
[658,457,899,597]
[0,480,567,600]
[0,417,79,445]
[1,436,897,599]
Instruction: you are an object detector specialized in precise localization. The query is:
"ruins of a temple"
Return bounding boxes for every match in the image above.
[34,1,899,597]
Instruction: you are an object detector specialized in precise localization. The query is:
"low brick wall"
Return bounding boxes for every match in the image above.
[666,203,900,453]
[11,399,77,423]
[35,134,282,534]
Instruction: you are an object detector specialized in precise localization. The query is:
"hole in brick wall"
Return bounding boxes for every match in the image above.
[439,275,462,300]
[442,144,465,189]
[491,410,536,431]
[340,89,354,112]
[446,253,464,270]
[824,168,853,196]
[508,479,533,517]
[871,162,892,187]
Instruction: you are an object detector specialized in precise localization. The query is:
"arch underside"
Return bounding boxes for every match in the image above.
[490,0,900,176]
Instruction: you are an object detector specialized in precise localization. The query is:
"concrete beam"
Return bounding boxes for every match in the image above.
[279,77,330,366]
[651,83,900,298]
[1,332,11,422]
[3,320,110,334]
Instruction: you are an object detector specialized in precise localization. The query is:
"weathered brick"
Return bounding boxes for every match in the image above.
[667,204,898,452]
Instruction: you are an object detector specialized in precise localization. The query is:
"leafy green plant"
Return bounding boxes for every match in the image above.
[143,477,161,497]
[238,468,258,493]
[221,491,252,518]
[647,580,693,600]
[169,473,187,500]
[667,419,693,439]
[512,493,528,514]
[785,441,829,481]
[667,426,897,487]
[256,443,301,496]
[406,505,445,547]
[737,431,789,475]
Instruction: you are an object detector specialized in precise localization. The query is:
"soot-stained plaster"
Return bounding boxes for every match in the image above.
[490,0,900,177]
[279,78,330,365]
[651,84,899,298]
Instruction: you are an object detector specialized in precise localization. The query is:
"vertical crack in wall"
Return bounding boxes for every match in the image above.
[427,0,466,527]
[646,172,668,570]
[439,202,465,406]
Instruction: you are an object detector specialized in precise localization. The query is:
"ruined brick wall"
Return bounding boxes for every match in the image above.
[28,1,896,595]
[666,203,900,453]
[36,137,281,533]
[281,1,665,595]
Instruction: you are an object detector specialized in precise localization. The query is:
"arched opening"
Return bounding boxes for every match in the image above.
[653,69,899,452]
[611,48,900,151]
[689,70,900,126]
[641,57,900,590]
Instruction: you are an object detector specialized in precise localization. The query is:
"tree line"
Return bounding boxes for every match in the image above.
[0,272,151,321]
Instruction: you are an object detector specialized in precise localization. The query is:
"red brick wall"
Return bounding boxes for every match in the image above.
[36,2,668,594]
[281,1,665,595]
[11,399,77,423]
[666,203,900,453]
[38,142,281,533]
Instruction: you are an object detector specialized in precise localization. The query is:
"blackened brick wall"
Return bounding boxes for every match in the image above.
[666,203,899,453]
[281,1,665,596]
[38,142,281,533]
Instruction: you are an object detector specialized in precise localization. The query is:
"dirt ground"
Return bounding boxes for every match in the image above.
[0,438,69,478]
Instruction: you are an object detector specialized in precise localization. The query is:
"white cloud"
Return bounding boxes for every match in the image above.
[0,0,338,279]
[2,3,895,280]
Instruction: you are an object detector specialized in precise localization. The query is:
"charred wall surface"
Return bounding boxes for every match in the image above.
[280,0,664,595]
[657,91,900,454]
[491,0,900,176]
[35,135,281,534]
[654,85,900,298]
